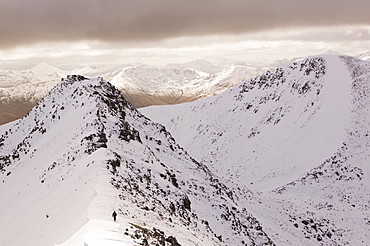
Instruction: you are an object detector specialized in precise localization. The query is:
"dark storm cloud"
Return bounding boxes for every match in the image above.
[0,0,369,48]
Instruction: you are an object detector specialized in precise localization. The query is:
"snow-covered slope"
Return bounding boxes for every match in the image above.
[0,63,69,124]
[0,63,67,88]
[164,59,222,74]
[141,55,370,245]
[358,51,370,61]
[0,75,274,246]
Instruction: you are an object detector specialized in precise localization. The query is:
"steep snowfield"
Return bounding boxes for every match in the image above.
[0,75,274,245]
[141,55,370,245]
[141,56,349,191]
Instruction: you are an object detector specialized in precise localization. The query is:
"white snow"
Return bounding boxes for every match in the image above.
[141,55,353,191]
[1,55,369,245]
[56,150,137,246]
[0,75,274,246]
[141,55,370,245]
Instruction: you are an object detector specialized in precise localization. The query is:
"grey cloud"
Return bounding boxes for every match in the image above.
[0,0,370,49]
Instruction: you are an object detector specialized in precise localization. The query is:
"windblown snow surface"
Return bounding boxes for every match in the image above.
[0,76,273,245]
[141,55,370,245]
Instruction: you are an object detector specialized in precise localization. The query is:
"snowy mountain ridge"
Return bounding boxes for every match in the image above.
[1,54,369,245]
[141,55,370,245]
[0,75,274,246]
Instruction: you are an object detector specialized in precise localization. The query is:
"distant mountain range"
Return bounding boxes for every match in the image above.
[0,60,269,125]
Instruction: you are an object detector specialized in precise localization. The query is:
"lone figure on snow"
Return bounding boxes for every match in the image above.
[112,210,117,222]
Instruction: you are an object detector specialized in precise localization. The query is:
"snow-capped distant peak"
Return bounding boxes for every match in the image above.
[30,62,64,76]
[321,50,346,56]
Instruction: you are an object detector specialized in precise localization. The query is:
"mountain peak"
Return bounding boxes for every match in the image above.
[0,75,139,171]
[0,75,274,245]
[30,62,62,74]
[141,55,370,245]
[321,50,346,56]
[63,74,89,82]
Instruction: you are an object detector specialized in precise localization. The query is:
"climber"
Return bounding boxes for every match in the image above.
[112,210,117,222]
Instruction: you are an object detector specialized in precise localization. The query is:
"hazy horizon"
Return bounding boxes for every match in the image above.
[1,0,370,69]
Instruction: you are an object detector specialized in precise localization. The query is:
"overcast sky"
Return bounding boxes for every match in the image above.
[1,0,370,68]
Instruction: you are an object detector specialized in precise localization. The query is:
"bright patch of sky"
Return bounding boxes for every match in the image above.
[1,23,370,69]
